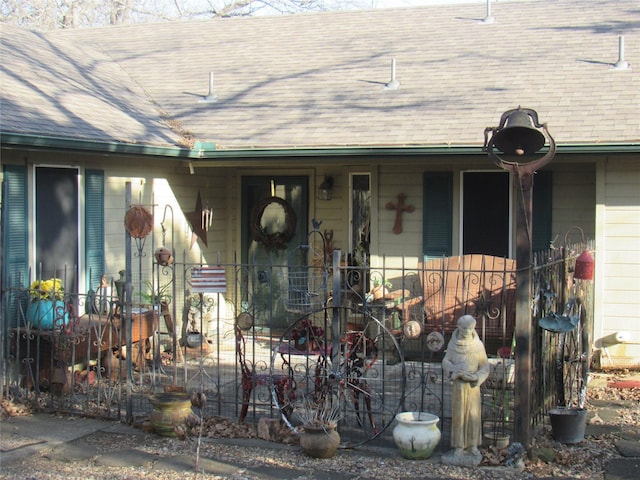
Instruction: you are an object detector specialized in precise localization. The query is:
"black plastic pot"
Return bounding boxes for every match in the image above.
[549,407,587,444]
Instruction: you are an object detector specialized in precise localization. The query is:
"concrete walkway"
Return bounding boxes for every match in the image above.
[1,375,639,479]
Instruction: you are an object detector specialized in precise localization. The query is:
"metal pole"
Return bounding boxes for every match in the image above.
[125,182,133,422]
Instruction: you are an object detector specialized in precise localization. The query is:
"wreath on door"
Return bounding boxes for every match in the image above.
[250,196,297,251]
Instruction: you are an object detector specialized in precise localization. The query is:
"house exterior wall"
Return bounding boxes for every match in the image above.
[594,155,640,369]
[5,148,639,368]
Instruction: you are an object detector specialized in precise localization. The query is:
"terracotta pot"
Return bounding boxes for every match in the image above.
[154,247,173,266]
[300,424,340,458]
[149,392,193,437]
[392,412,441,460]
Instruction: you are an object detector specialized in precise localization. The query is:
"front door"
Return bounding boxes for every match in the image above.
[35,167,79,292]
[241,176,308,329]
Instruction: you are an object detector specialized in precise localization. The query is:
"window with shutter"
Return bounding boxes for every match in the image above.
[423,172,453,258]
[85,170,105,291]
[532,170,552,252]
[2,165,28,327]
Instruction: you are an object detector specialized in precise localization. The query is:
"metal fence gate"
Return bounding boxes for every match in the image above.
[1,241,592,447]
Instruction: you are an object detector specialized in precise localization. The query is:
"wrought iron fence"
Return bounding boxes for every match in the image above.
[1,243,592,446]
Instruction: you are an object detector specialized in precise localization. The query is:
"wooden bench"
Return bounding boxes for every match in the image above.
[400,254,516,346]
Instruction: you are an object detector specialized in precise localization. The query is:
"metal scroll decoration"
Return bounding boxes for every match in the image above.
[124,205,153,239]
[250,196,297,251]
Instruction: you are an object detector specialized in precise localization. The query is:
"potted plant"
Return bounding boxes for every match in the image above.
[139,280,172,307]
[483,348,514,448]
[483,387,512,449]
[296,393,342,458]
[369,276,392,301]
[27,277,69,329]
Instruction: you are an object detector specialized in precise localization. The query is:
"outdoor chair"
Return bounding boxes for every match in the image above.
[236,324,296,422]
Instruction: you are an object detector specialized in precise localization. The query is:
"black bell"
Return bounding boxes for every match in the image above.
[491,107,546,156]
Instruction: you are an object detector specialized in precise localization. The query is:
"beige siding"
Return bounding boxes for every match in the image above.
[375,165,424,269]
[595,157,640,368]
[548,164,596,244]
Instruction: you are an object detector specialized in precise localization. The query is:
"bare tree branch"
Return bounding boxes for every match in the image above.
[1,0,371,30]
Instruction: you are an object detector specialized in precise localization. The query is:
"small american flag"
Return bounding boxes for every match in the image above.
[190,266,226,293]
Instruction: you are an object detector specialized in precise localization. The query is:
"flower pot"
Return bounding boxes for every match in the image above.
[186,332,204,348]
[26,300,69,329]
[154,246,174,266]
[483,432,510,449]
[300,424,341,458]
[392,412,441,460]
[549,407,587,444]
[149,392,193,437]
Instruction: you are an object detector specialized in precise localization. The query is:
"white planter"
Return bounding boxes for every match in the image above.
[392,412,441,460]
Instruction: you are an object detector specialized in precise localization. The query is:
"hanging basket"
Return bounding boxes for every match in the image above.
[124,205,153,239]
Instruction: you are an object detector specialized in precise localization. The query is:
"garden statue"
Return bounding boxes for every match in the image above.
[441,315,490,467]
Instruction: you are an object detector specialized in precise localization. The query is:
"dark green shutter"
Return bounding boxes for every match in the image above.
[533,170,552,252]
[84,169,104,291]
[423,172,453,257]
[2,165,28,327]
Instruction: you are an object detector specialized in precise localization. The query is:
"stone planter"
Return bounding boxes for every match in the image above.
[392,412,441,460]
[300,424,341,458]
[149,392,193,437]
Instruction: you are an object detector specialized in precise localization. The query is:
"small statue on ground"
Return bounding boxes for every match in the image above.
[441,314,490,466]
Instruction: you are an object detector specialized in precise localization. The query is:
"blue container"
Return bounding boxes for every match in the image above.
[26,300,69,329]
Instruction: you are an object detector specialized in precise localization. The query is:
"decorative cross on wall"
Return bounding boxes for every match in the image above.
[386,193,414,234]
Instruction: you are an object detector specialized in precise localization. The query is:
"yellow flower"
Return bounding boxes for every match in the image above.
[30,278,64,301]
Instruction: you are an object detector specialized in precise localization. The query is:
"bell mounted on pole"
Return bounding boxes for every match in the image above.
[484,106,556,172]
[491,108,546,156]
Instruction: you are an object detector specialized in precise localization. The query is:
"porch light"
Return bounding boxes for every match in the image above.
[318,176,334,200]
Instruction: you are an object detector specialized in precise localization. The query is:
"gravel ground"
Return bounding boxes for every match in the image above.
[1,370,639,480]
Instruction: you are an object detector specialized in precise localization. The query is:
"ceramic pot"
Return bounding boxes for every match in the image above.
[300,424,341,458]
[186,332,204,348]
[483,432,510,449]
[26,300,69,329]
[154,247,173,266]
[392,412,441,460]
[549,407,587,444]
[149,392,193,437]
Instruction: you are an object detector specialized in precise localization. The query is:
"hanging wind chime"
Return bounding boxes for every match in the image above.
[186,190,213,248]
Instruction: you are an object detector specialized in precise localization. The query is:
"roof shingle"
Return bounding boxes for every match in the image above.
[2,0,639,149]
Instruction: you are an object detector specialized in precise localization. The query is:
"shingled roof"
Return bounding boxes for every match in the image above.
[1,0,639,153]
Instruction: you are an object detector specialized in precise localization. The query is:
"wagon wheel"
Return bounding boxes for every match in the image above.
[271,306,405,447]
[559,297,586,408]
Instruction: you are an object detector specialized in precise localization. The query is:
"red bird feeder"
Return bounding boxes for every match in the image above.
[574,249,594,281]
